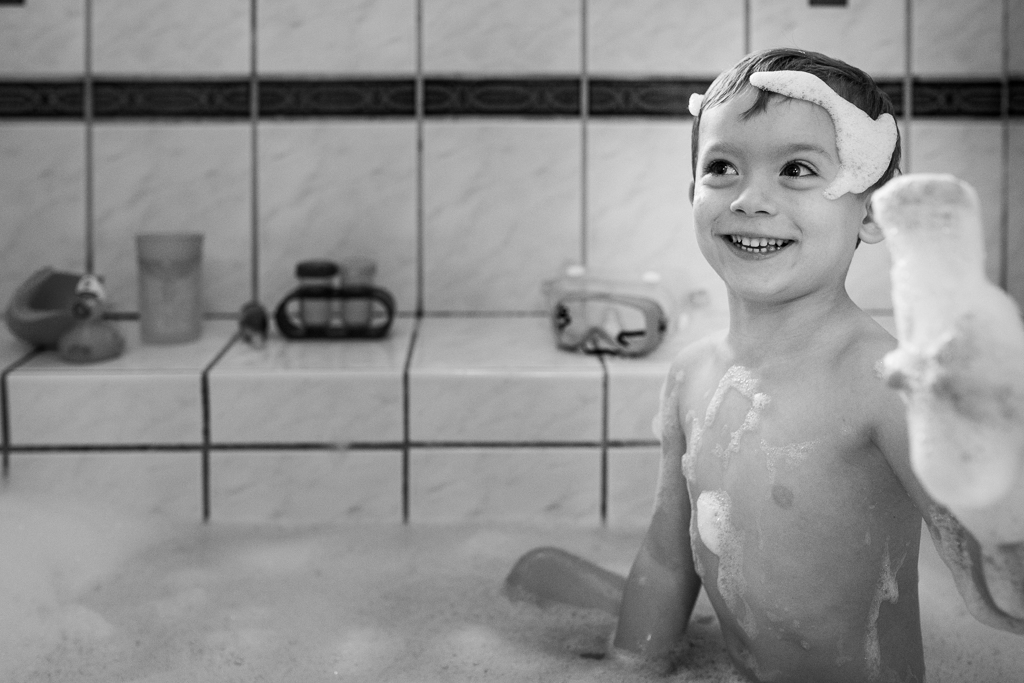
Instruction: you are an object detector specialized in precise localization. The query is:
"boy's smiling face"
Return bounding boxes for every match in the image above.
[691,86,882,306]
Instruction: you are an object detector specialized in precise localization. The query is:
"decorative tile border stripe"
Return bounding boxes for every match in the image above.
[93,79,250,119]
[424,78,580,117]
[260,79,414,117]
[1010,80,1024,117]
[912,80,1002,118]
[0,77,1016,120]
[876,80,904,117]
[589,78,709,117]
[0,81,83,118]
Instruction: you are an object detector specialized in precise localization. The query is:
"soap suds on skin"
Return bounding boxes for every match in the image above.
[864,541,906,680]
[695,490,756,637]
[763,440,815,484]
[689,366,770,473]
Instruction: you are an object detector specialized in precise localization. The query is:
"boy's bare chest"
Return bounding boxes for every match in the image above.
[678,363,894,526]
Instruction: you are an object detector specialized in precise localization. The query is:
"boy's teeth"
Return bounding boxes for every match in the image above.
[728,235,791,253]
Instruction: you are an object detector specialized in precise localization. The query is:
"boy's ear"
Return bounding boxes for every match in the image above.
[858,192,885,245]
[688,181,695,205]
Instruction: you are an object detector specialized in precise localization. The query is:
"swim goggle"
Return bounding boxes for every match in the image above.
[550,291,669,357]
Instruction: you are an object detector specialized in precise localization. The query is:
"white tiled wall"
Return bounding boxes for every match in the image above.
[587,0,745,77]
[0,0,1020,314]
[257,0,417,74]
[423,0,581,74]
[750,0,906,78]
[0,0,1021,527]
[422,121,582,313]
[92,0,249,75]
[257,121,418,313]
[92,124,252,315]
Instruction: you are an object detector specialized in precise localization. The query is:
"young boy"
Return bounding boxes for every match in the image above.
[506,48,1024,682]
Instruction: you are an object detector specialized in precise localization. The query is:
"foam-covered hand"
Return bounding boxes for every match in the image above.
[874,174,1024,545]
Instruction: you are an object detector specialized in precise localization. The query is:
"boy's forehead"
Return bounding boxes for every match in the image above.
[699,91,838,156]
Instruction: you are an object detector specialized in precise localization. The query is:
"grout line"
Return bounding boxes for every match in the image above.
[9,443,208,452]
[405,440,606,449]
[401,315,422,523]
[1000,0,1010,290]
[743,0,751,55]
[199,333,241,522]
[580,0,588,267]
[1,351,39,478]
[415,0,426,316]
[598,352,608,525]
[249,0,260,303]
[83,0,94,273]
[3,439,626,452]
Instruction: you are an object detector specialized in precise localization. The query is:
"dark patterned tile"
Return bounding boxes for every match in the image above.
[0,81,83,118]
[912,80,1002,118]
[875,79,904,117]
[0,77,1015,120]
[424,78,580,117]
[588,78,709,117]
[260,79,414,118]
[93,79,250,119]
[1010,80,1024,118]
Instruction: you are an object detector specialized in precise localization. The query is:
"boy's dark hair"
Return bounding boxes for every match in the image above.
[690,48,902,194]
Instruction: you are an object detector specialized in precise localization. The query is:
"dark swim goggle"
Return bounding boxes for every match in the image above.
[550,291,669,356]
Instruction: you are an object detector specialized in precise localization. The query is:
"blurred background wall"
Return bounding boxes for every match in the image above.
[1,0,1021,319]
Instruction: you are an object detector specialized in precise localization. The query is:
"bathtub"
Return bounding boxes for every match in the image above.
[1,483,1022,683]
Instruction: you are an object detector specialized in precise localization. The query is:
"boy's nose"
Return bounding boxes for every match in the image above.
[729,179,776,216]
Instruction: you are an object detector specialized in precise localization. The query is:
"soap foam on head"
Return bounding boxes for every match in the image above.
[747,71,897,200]
[689,71,897,200]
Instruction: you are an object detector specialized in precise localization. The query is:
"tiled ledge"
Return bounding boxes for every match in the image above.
[0,307,744,526]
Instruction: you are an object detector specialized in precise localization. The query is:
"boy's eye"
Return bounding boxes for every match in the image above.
[705,160,738,176]
[781,161,815,178]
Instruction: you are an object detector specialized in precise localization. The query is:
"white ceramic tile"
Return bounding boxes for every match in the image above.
[91,0,249,75]
[751,0,906,78]
[92,123,251,316]
[912,0,1002,76]
[258,121,417,313]
[409,448,600,524]
[588,0,744,77]
[908,121,1004,284]
[423,0,580,74]
[409,317,603,442]
[423,121,581,312]
[8,372,203,445]
[604,306,728,442]
[1011,0,1024,76]
[211,449,402,523]
[1008,123,1024,310]
[0,123,86,312]
[606,447,659,529]
[0,0,83,75]
[586,120,728,314]
[7,321,234,446]
[208,320,414,444]
[7,451,202,519]
[258,0,415,74]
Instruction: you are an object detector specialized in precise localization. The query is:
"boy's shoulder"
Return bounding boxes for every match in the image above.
[838,312,899,383]
[669,327,729,372]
